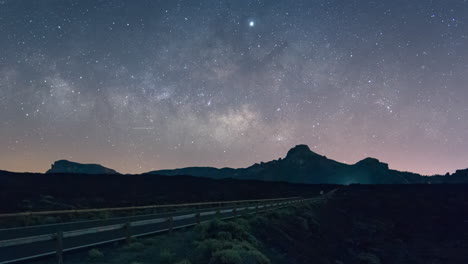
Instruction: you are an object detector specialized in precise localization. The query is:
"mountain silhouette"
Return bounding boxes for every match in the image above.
[46,160,119,175]
[148,144,427,184]
[43,144,467,184]
[423,168,468,184]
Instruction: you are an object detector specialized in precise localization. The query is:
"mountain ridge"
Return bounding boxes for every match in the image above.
[147,144,464,184]
[40,144,468,184]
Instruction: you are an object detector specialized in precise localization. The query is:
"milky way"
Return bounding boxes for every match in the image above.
[1,0,467,175]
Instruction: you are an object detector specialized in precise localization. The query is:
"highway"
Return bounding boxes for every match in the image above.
[0,197,307,264]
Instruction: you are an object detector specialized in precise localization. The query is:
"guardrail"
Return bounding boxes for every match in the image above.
[0,197,301,218]
[0,197,310,264]
[0,197,301,229]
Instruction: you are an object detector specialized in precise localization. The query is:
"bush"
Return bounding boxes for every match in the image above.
[174,259,192,264]
[88,248,104,260]
[209,247,270,264]
[192,217,271,264]
[209,249,242,264]
[196,219,257,245]
[356,252,381,264]
[216,231,233,240]
[159,248,175,264]
[123,241,145,251]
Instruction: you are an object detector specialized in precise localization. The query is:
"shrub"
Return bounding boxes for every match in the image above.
[194,239,233,261]
[193,217,271,264]
[123,241,145,251]
[356,252,381,264]
[88,248,104,260]
[209,249,242,264]
[159,249,175,264]
[196,219,257,245]
[174,259,192,264]
[209,247,270,264]
[216,231,233,240]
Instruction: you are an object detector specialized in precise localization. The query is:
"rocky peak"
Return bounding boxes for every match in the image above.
[285,145,320,160]
[46,160,119,175]
[355,157,389,170]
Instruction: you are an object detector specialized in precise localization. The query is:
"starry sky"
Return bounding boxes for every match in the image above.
[1,0,467,175]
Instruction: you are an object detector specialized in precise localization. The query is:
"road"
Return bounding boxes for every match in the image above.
[0,197,307,264]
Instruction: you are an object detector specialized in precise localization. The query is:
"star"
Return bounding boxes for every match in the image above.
[249,21,255,27]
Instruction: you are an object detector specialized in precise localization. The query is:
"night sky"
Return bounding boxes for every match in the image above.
[1,0,467,175]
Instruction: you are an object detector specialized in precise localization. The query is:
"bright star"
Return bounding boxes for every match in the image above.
[249,21,255,27]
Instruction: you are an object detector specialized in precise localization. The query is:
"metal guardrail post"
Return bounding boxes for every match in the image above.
[103,209,109,220]
[24,212,32,227]
[167,217,173,233]
[233,207,237,217]
[196,213,201,224]
[55,231,64,264]
[124,222,131,244]
[71,210,78,222]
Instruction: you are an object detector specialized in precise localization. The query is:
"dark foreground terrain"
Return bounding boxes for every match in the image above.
[24,184,468,264]
[0,171,334,214]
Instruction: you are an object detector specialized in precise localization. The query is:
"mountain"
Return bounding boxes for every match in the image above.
[423,168,468,184]
[148,144,431,184]
[43,144,467,184]
[46,160,119,175]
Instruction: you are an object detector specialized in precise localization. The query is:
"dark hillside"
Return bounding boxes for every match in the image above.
[0,171,335,213]
[253,184,468,263]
